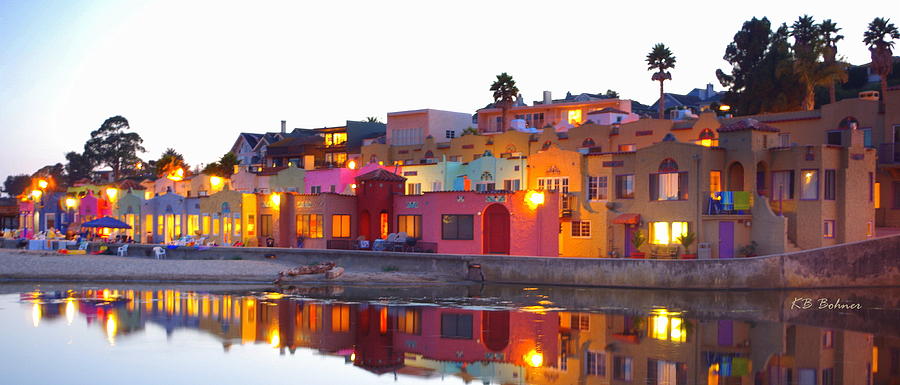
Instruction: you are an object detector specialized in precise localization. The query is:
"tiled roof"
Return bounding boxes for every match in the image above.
[718,118,780,133]
[355,168,406,182]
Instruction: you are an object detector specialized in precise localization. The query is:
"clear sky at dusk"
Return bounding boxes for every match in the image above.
[0,0,896,184]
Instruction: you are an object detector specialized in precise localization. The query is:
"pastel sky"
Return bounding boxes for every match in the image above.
[0,0,895,185]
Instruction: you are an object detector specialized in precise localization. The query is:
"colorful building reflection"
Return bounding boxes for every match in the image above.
[20,289,897,385]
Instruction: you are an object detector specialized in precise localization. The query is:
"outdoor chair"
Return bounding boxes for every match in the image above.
[116,244,129,257]
[78,241,89,251]
[152,246,167,260]
[392,232,408,251]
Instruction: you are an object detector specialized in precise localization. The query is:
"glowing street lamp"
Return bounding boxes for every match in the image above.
[166,168,185,181]
[30,189,42,200]
[105,187,118,202]
[37,179,49,189]
[209,176,223,188]
[346,160,357,170]
[525,191,545,209]
[65,197,77,209]
[718,104,731,112]
[269,193,281,208]
[524,349,544,368]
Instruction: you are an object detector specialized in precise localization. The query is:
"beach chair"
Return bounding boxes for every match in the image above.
[116,244,129,257]
[152,246,167,260]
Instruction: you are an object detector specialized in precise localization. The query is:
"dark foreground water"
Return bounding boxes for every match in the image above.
[1,283,898,385]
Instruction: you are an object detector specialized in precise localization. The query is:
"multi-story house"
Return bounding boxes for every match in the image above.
[476,91,639,134]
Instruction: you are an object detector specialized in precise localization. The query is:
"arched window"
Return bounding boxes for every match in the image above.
[659,158,679,173]
[582,138,596,148]
[424,150,434,158]
[698,129,717,147]
[505,144,517,153]
[481,171,493,181]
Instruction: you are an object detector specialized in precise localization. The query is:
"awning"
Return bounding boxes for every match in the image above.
[81,216,132,229]
[612,213,640,224]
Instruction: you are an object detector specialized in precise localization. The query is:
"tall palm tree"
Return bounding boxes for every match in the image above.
[786,16,848,110]
[490,73,519,132]
[646,43,676,119]
[863,17,900,108]
[820,19,844,103]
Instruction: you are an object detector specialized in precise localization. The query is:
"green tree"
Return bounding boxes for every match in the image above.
[83,116,145,180]
[717,18,805,115]
[2,174,31,197]
[154,148,189,178]
[646,43,676,119]
[604,89,620,98]
[863,17,900,108]
[489,72,519,132]
[820,19,845,104]
[202,152,240,177]
[64,151,95,184]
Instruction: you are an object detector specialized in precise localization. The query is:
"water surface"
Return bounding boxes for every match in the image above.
[1,283,898,385]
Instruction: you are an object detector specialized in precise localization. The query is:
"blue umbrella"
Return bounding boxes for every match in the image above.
[80,216,132,229]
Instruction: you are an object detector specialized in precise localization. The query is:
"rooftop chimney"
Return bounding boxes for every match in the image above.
[280,120,286,134]
[543,91,552,105]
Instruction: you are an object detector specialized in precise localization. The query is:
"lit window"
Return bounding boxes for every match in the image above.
[710,171,722,193]
[397,215,422,239]
[867,221,873,237]
[297,214,324,238]
[567,110,583,125]
[650,311,686,342]
[406,183,422,195]
[331,214,351,238]
[650,222,688,245]
[379,212,389,239]
[801,169,819,200]
[618,144,636,152]
[698,129,718,147]
[874,182,880,208]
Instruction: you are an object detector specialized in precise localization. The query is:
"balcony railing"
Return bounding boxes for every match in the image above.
[703,191,753,215]
[878,143,900,164]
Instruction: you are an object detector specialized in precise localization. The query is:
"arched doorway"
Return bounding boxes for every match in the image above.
[756,161,768,196]
[482,204,510,254]
[360,210,371,240]
[482,311,510,351]
[728,162,744,191]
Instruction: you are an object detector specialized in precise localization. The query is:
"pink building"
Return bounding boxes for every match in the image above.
[78,192,111,220]
[386,109,473,146]
[304,162,390,194]
[393,190,559,256]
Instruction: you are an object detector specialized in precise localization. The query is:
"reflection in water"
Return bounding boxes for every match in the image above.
[15,288,900,385]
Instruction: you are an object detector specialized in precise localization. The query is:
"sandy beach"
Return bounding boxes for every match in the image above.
[0,248,458,284]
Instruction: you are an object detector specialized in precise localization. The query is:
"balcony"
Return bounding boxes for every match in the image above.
[878,143,900,165]
[703,191,753,215]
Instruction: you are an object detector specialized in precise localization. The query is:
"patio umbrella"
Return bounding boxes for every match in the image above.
[80,216,132,229]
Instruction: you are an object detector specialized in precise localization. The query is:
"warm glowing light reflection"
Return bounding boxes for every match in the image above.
[525,349,544,367]
[346,160,357,170]
[350,353,356,362]
[210,176,223,188]
[269,329,280,348]
[37,179,49,189]
[65,299,76,325]
[65,197,77,209]
[106,313,118,345]
[719,104,731,112]
[32,303,41,327]
[30,190,42,199]
[650,309,686,342]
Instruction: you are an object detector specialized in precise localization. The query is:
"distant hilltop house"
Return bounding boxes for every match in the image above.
[649,83,725,119]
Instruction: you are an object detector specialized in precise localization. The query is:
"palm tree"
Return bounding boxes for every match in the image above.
[787,16,848,110]
[820,19,844,103]
[646,43,676,119]
[489,72,519,132]
[863,17,900,108]
[365,116,382,123]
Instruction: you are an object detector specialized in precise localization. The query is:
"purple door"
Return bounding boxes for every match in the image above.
[718,221,734,258]
[624,225,635,256]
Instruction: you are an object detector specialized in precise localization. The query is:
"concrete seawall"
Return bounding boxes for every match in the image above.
[3,234,899,289]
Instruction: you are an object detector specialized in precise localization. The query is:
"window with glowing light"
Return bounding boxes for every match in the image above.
[650,222,688,245]
[331,305,351,332]
[800,169,819,200]
[297,214,324,238]
[379,212,389,239]
[710,171,722,193]
[324,132,347,147]
[824,220,835,239]
[698,129,718,147]
[649,312,687,343]
[397,308,422,335]
[397,215,422,239]
[567,110,583,125]
[331,214,351,238]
